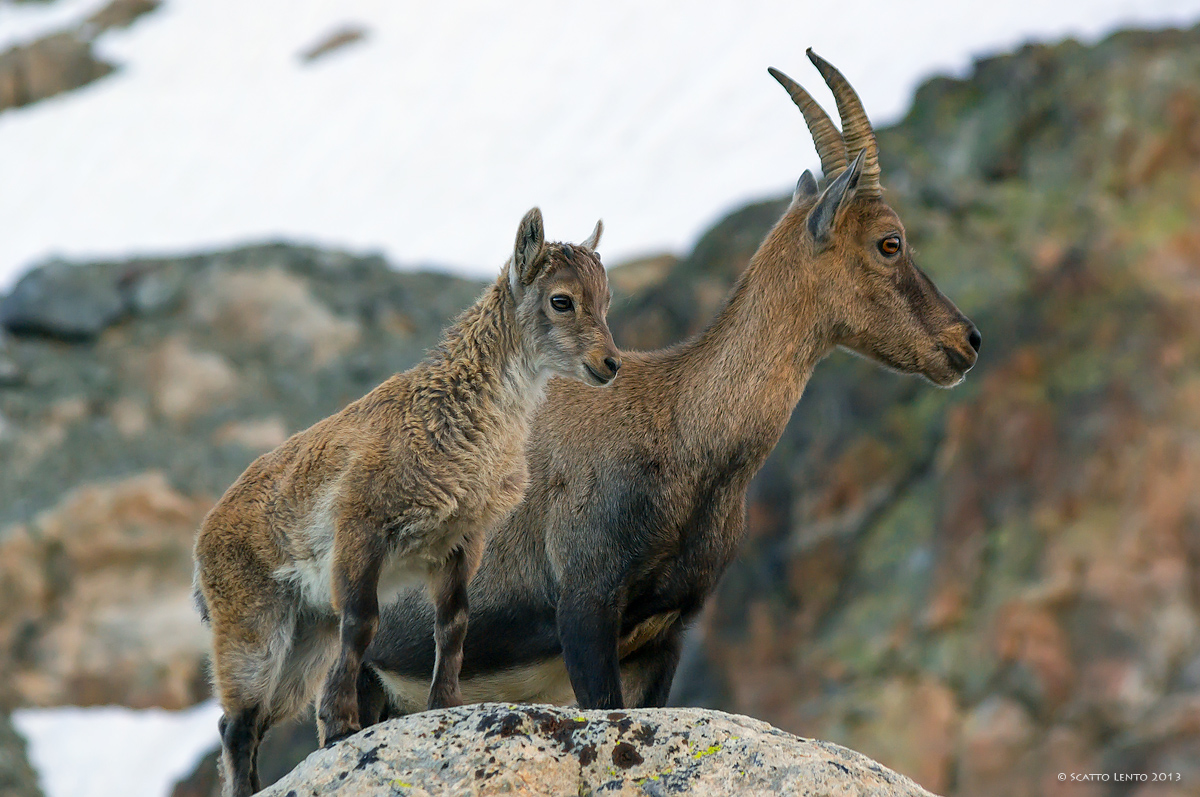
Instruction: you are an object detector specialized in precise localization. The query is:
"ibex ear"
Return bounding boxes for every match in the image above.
[581,219,603,251]
[511,207,546,298]
[793,170,819,203]
[807,149,865,244]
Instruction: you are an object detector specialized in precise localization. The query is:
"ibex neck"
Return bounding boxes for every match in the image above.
[675,240,830,454]
[427,279,544,421]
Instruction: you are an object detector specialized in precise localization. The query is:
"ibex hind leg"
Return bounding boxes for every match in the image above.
[219,615,335,795]
[356,664,390,727]
[211,606,299,797]
[214,646,277,797]
[269,609,339,729]
[626,625,685,708]
[427,540,481,710]
[218,704,263,797]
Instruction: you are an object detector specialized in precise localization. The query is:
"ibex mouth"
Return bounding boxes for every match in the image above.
[584,363,613,385]
[941,345,976,374]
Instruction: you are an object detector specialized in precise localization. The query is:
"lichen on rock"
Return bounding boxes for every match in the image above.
[261,704,938,796]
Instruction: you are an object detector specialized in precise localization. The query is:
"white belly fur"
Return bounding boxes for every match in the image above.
[272,487,339,607]
[271,483,439,610]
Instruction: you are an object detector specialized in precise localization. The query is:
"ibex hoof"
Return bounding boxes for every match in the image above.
[427,693,463,711]
[322,724,360,748]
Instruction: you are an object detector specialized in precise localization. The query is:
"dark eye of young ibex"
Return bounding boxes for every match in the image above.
[550,295,574,312]
[878,235,902,257]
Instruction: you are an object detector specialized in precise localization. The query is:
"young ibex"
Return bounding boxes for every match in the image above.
[192,208,619,797]
[359,51,981,716]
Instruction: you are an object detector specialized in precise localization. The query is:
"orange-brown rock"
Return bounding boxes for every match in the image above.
[0,473,212,709]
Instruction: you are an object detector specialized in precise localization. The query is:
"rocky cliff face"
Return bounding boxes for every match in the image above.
[2,23,1199,797]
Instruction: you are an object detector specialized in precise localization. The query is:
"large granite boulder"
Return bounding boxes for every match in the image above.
[262,704,938,796]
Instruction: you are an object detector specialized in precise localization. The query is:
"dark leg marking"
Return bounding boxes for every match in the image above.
[356,664,389,728]
[558,591,625,710]
[219,706,262,797]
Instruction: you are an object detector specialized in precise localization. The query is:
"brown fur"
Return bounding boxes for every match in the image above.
[192,208,617,797]
[364,59,980,715]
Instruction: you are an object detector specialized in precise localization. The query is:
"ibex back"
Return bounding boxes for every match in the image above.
[362,52,980,715]
[192,208,619,797]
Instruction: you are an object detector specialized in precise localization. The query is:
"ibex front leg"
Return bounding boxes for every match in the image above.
[427,535,483,709]
[318,521,383,746]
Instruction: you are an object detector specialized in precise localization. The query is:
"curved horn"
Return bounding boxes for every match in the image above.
[767,67,847,180]
[806,49,881,196]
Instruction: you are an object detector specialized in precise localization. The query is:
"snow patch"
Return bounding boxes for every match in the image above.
[12,701,221,797]
[0,0,111,50]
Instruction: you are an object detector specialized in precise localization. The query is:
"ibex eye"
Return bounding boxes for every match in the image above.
[879,236,902,256]
[550,295,573,312]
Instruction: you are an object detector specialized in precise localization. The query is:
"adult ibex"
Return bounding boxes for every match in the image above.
[192,208,619,797]
[361,51,980,716]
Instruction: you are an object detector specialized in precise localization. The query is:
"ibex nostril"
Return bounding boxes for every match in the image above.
[605,357,620,374]
[967,327,982,354]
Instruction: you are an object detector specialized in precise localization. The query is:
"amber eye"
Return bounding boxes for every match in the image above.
[550,295,574,312]
[879,235,902,256]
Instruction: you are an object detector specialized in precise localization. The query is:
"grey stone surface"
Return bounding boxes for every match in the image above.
[0,331,20,387]
[262,704,939,796]
[0,260,127,340]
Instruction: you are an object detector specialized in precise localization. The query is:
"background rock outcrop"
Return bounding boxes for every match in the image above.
[0,713,41,797]
[0,0,159,114]
[262,704,937,797]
